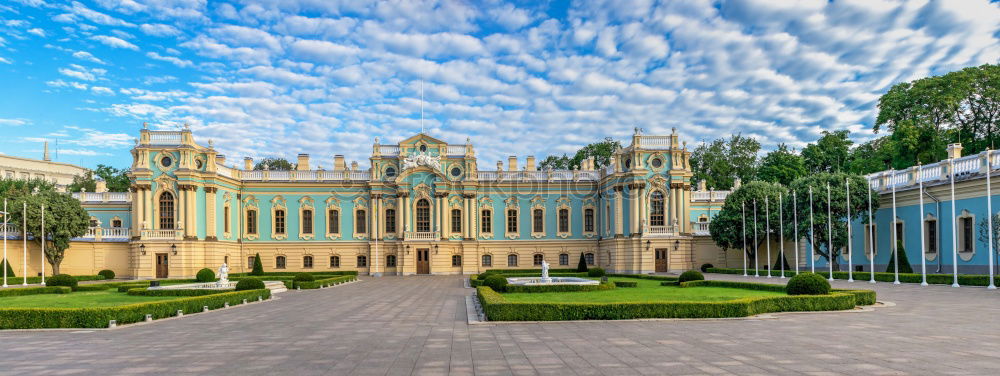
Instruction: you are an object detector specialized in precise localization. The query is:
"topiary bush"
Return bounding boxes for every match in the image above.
[679,270,704,283]
[235,277,265,291]
[478,270,497,281]
[46,274,77,289]
[613,281,638,287]
[483,275,508,292]
[786,272,831,295]
[293,273,315,282]
[576,252,588,272]
[885,240,914,274]
[700,263,713,273]
[196,268,216,282]
[251,253,264,276]
[97,269,115,280]
[2,258,16,278]
[587,267,605,277]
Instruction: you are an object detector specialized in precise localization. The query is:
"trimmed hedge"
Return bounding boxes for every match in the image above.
[295,275,356,289]
[613,281,638,288]
[787,273,831,295]
[587,268,606,277]
[679,270,705,283]
[114,279,201,292]
[0,275,104,285]
[706,267,1000,286]
[98,270,115,280]
[46,274,77,289]
[72,284,116,292]
[0,286,71,297]
[607,274,679,282]
[478,282,875,321]
[484,275,509,292]
[293,273,315,283]
[480,268,579,274]
[700,263,714,273]
[505,281,615,293]
[230,271,358,277]
[126,288,228,297]
[196,268,216,283]
[0,289,271,329]
[235,278,265,291]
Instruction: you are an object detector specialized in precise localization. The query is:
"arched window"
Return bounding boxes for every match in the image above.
[482,254,492,266]
[330,255,340,268]
[386,254,397,267]
[328,210,339,234]
[355,210,366,234]
[159,191,175,229]
[533,254,543,266]
[650,191,665,227]
[274,209,286,234]
[558,209,569,233]
[385,209,396,233]
[357,255,368,267]
[584,208,594,233]
[303,255,313,268]
[507,254,518,266]
[559,253,569,265]
[112,218,122,228]
[533,209,543,233]
[246,209,258,234]
[451,209,462,234]
[585,253,595,265]
[302,209,313,234]
[452,255,462,266]
[480,209,492,233]
[276,256,286,269]
[416,199,431,232]
[506,209,518,233]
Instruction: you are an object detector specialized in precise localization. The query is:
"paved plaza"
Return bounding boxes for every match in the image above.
[1,274,999,375]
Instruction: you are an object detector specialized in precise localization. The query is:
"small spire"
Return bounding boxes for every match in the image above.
[143,122,148,129]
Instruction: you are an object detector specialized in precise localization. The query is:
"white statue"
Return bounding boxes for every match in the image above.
[540,260,551,283]
[217,262,229,286]
[401,151,441,172]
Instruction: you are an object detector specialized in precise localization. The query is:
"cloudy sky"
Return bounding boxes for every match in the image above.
[1,0,998,170]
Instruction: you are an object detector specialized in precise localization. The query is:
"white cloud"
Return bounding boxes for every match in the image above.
[27,28,46,37]
[91,86,115,95]
[146,51,193,67]
[139,23,181,37]
[0,118,29,126]
[288,39,360,64]
[59,64,106,81]
[0,57,10,64]
[72,51,107,64]
[91,35,139,50]
[66,1,137,27]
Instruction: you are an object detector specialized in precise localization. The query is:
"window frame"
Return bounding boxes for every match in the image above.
[275,255,286,269]
[303,255,313,269]
[507,254,517,267]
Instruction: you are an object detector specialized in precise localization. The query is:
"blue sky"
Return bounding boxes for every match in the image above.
[1,0,998,170]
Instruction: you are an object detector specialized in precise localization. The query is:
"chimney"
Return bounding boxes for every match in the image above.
[525,156,536,171]
[947,143,963,159]
[297,154,310,170]
[334,155,346,171]
[508,156,518,171]
[216,155,226,165]
[43,141,51,161]
[243,157,253,170]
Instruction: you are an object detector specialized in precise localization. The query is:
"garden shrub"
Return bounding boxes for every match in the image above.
[608,274,678,282]
[660,281,679,286]
[576,253,588,272]
[97,269,115,280]
[587,267,605,277]
[127,288,228,297]
[196,268,216,282]
[885,240,914,274]
[0,289,271,329]
[613,281,638,288]
[235,278,265,291]
[1,258,14,278]
[483,275,508,292]
[46,274,77,289]
[700,263,713,273]
[72,285,115,292]
[251,253,264,275]
[505,281,615,293]
[678,270,704,283]
[478,271,498,280]
[0,286,70,297]
[293,273,315,282]
[786,273,830,295]
[295,275,356,289]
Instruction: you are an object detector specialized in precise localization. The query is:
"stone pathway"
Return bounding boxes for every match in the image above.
[1,274,999,375]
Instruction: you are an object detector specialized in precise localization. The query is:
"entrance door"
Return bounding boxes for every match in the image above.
[416,249,430,274]
[155,253,169,278]
[655,248,668,272]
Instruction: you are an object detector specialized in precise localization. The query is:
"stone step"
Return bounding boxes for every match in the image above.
[264,281,288,294]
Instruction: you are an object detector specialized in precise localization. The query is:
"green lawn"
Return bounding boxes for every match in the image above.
[501,277,785,303]
[0,289,188,308]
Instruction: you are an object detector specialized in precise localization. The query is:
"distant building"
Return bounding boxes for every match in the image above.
[0,141,88,190]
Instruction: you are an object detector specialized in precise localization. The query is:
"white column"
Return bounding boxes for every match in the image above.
[892,183,899,284]
[989,150,997,289]
[846,178,853,282]
[951,159,959,287]
[741,202,747,276]
[919,165,927,286]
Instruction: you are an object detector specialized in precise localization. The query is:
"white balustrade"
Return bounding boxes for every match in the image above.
[637,136,671,149]
[379,145,400,155]
[349,171,370,180]
[952,155,981,175]
[269,171,290,181]
[216,164,235,178]
[478,171,498,180]
[919,165,942,182]
[243,170,263,180]
[991,151,1000,169]
[141,229,179,240]
[644,225,677,237]
[148,131,183,145]
[404,231,439,241]
[691,222,710,235]
[446,145,467,155]
[102,228,131,239]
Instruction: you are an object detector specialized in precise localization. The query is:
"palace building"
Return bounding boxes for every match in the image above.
[3,125,736,279]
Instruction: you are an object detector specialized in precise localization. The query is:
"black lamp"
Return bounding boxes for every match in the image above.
[139,244,146,255]
[434,244,439,254]
[673,239,680,252]
[171,244,177,255]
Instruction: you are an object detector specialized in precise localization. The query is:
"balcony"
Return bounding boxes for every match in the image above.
[691,222,711,236]
[75,227,131,242]
[404,231,439,241]
[644,225,678,238]
[72,192,131,203]
[140,229,182,240]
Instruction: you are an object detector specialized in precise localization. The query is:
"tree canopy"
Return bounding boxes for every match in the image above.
[68,164,131,192]
[757,144,806,186]
[538,137,622,170]
[802,130,852,174]
[0,178,89,274]
[690,134,760,190]
[253,157,294,171]
[785,173,877,271]
[708,181,788,269]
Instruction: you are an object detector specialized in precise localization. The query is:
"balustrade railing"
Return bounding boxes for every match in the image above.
[140,229,180,240]
[636,135,671,149]
[404,231,439,241]
[866,150,999,192]
[379,145,400,155]
[72,192,131,203]
[446,145,467,155]
[102,228,131,239]
[691,222,710,235]
[148,131,183,145]
[644,225,677,237]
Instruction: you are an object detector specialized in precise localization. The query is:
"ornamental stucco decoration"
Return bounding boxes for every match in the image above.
[401,151,442,172]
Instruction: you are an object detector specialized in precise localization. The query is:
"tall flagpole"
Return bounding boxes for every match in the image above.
[809,187,815,273]
[765,197,772,278]
[22,202,27,286]
[753,200,759,277]
[742,202,747,277]
[793,191,799,275]
[779,192,785,278]
[950,158,959,287]
[827,182,834,281]
[892,182,900,284]
[987,150,996,289]
[919,164,928,286]
[847,178,854,282]
[3,199,7,287]
[868,181,876,284]
[40,204,45,286]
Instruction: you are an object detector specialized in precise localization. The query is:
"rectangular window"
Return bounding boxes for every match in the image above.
[357,255,367,267]
[507,254,517,267]
[329,210,339,234]
[302,209,313,234]
[385,209,396,233]
[224,206,230,234]
[559,253,569,265]
[330,256,340,268]
[276,256,286,269]
[507,209,518,233]
[275,210,286,234]
[451,209,462,234]
[558,209,569,233]
[247,256,255,269]
[584,209,594,232]
[356,210,367,234]
[481,210,492,233]
[482,254,492,266]
[303,256,313,268]
[386,255,396,267]
[585,253,595,265]
[452,255,462,266]
[533,209,543,233]
[894,222,904,247]
[961,217,974,253]
[247,210,258,234]
[926,220,937,254]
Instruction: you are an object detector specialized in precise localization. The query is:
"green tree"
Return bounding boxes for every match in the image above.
[691,134,760,190]
[539,137,623,170]
[253,157,294,171]
[708,181,788,269]
[885,240,914,274]
[1,258,14,278]
[576,252,588,272]
[94,165,131,192]
[802,130,853,174]
[251,252,264,275]
[539,155,571,170]
[67,171,97,193]
[786,173,877,271]
[757,144,806,185]
[0,181,89,274]
[846,137,895,174]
